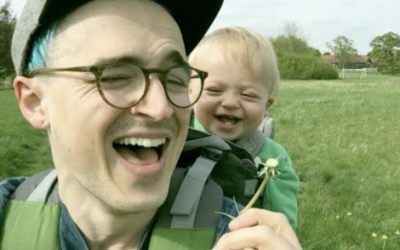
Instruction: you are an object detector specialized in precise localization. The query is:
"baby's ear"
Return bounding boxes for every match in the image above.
[266,96,274,109]
[14,76,50,130]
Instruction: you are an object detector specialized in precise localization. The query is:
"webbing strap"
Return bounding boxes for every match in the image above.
[149,228,216,250]
[183,135,231,152]
[235,130,265,159]
[170,156,217,229]
[26,169,57,203]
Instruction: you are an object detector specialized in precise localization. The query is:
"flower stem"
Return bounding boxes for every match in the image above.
[240,174,269,214]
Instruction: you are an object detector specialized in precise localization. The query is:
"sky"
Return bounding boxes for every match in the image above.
[2,0,399,55]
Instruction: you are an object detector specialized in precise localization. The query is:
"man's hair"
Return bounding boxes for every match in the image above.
[189,26,280,97]
[27,22,59,72]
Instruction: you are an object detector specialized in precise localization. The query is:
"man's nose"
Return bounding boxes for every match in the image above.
[129,75,173,120]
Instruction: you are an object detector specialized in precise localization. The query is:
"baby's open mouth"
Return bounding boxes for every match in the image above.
[217,115,240,125]
[113,138,166,164]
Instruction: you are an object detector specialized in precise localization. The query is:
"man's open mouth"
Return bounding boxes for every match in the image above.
[113,138,166,165]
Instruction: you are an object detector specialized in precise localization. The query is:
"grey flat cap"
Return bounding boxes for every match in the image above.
[12,0,223,75]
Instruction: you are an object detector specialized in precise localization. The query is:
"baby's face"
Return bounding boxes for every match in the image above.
[191,49,270,141]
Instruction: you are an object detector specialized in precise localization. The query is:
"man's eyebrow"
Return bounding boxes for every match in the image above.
[163,51,190,67]
[94,55,144,66]
[93,51,189,68]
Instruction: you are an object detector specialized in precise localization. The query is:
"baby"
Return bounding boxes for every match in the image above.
[189,27,299,229]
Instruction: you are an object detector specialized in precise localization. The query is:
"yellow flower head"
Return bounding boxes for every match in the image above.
[396,230,400,235]
[382,235,388,240]
[347,212,352,216]
[371,233,377,238]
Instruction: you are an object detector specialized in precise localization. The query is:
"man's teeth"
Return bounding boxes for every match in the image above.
[115,138,166,148]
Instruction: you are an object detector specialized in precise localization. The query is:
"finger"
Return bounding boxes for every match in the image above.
[229,209,302,249]
[229,208,286,232]
[212,225,295,250]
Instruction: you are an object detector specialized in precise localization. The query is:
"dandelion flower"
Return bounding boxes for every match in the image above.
[382,235,388,240]
[371,233,377,238]
[266,158,279,168]
[396,230,400,235]
[347,212,352,216]
[336,215,340,219]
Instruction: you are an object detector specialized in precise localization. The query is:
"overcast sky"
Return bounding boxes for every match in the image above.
[3,0,399,54]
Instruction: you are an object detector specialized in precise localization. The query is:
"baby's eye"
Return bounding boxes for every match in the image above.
[242,92,258,99]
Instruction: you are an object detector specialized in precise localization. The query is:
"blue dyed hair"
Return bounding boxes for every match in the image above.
[27,22,59,73]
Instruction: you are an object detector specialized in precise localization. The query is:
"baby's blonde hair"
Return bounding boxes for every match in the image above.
[189,26,280,98]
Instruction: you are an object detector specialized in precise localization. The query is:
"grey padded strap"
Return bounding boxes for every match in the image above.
[244,179,259,196]
[183,135,231,152]
[170,156,217,229]
[235,130,265,159]
[26,169,57,203]
[170,197,201,229]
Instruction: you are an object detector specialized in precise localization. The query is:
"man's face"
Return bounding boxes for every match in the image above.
[37,0,189,213]
[191,46,270,141]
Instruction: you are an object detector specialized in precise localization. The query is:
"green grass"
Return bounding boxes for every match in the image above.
[0,88,52,179]
[1,75,399,249]
[271,74,400,249]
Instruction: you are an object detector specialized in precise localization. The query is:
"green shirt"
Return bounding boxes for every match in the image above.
[190,116,299,229]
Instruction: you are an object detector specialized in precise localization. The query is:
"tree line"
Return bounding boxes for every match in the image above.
[0,1,15,82]
[272,22,400,78]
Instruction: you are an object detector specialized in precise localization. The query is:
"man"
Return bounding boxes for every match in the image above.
[0,0,302,249]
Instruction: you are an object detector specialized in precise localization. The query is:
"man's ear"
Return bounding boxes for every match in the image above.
[14,76,50,130]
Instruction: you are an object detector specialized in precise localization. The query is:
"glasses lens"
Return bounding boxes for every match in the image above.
[100,63,146,108]
[165,67,203,107]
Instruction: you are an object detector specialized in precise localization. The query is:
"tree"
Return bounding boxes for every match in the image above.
[0,0,16,81]
[283,21,305,40]
[369,32,400,73]
[270,22,335,80]
[272,35,311,55]
[272,22,320,57]
[326,35,358,69]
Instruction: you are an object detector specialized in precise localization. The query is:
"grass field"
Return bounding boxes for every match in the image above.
[0,87,52,179]
[1,74,399,249]
[272,74,400,249]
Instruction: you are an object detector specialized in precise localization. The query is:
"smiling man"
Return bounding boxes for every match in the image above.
[0,0,302,249]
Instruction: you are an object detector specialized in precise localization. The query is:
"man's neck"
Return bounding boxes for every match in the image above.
[60,183,156,250]
[79,208,155,250]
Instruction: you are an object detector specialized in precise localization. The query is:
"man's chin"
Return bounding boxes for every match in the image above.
[102,192,167,215]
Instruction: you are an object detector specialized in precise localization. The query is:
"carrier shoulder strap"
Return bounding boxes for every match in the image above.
[148,135,229,249]
[149,167,223,250]
[0,169,60,250]
[235,129,265,159]
[173,134,230,227]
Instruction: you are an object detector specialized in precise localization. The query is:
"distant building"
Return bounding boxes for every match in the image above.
[322,55,374,69]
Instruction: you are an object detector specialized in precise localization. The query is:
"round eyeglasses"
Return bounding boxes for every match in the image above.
[28,62,208,109]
